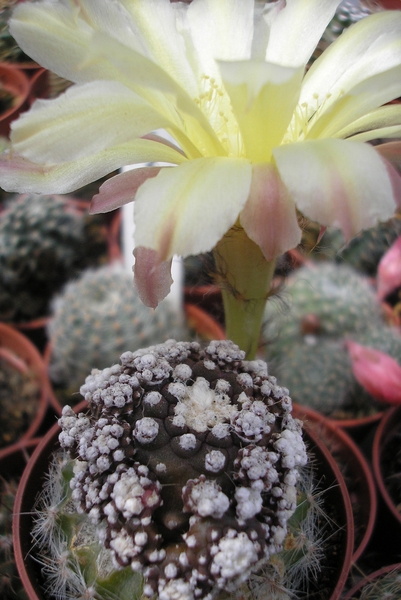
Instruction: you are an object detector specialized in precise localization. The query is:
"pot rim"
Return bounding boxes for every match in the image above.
[372,405,401,526]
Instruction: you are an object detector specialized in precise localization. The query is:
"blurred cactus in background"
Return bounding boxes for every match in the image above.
[263,263,401,417]
[47,265,188,395]
[0,194,109,323]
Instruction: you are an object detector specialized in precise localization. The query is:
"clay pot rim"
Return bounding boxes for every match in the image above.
[372,405,401,526]
[342,562,401,599]
[294,403,377,563]
[0,322,50,447]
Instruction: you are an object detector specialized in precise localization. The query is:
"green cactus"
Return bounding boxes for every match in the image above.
[47,265,188,395]
[0,194,109,323]
[264,262,383,358]
[263,263,401,417]
[351,567,401,600]
[0,477,28,599]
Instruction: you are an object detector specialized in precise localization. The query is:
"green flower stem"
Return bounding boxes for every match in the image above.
[213,226,275,360]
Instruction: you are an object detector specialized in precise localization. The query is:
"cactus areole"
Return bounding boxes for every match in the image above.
[59,339,307,600]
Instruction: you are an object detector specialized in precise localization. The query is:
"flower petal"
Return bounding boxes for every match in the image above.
[346,339,401,405]
[219,60,303,162]
[377,235,401,300]
[335,104,401,141]
[265,0,340,67]
[90,167,162,214]
[186,0,254,70]
[9,1,102,84]
[0,138,186,194]
[273,139,398,240]
[240,163,301,261]
[301,11,401,122]
[133,247,173,309]
[306,65,401,140]
[376,141,401,176]
[134,157,252,260]
[11,81,174,164]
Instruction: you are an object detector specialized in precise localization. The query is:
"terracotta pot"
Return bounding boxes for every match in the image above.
[0,322,51,448]
[326,411,384,442]
[0,62,30,136]
[13,403,353,600]
[294,404,377,563]
[184,303,226,341]
[372,405,401,528]
[342,563,401,599]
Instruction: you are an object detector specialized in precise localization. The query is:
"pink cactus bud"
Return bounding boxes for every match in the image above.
[377,235,401,301]
[346,339,401,405]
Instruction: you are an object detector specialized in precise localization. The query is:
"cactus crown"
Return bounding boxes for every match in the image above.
[54,339,307,600]
[0,194,108,322]
[47,265,188,394]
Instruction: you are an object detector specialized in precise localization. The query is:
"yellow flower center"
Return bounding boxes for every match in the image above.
[194,74,244,158]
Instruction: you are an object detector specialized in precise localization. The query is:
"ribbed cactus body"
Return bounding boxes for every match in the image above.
[0,194,108,322]
[47,265,188,393]
[54,339,308,600]
[264,263,401,416]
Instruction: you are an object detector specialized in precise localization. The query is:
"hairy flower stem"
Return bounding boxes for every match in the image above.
[214,226,275,359]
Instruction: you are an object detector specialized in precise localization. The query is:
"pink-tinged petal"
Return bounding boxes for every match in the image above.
[240,163,301,261]
[90,167,161,214]
[274,139,399,241]
[134,157,252,260]
[133,247,173,309]
[377,235,401,300]
[376,142,401,177]
[0,138,185,195]
[346,339,401,405]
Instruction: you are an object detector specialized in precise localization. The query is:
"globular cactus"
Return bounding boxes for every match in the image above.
[263,262,401,417]
[0,194,109,322]
[51,339,308,600]
[264,262,383,359]
[0,477,28,599]
[47,265,188,395]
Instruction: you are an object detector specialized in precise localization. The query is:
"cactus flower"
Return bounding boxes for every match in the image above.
[377,234,401,301]
[346,339,401,405]
[1,0,401,356]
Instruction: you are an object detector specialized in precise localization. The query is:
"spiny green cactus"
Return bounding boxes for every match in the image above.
[0,477,28,599]
[50,339,308,600]
[353,567,401,600]
[0,194,109,322]
[31,453,144,600]
[47,265,188,395]
[264,262,383,359]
